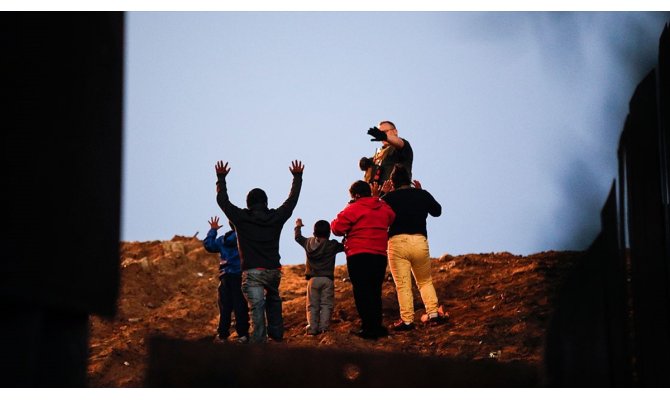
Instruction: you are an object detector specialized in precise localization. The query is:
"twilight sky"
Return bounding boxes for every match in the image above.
[122,11,669,265]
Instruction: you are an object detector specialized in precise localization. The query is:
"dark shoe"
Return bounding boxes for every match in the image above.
[213,335,227,344]
[352,329,378,340]
[423,311,449,326]
[421,306,449,326]
[391,320,415,331]
[236,335,249,344]
[374,326,389,338]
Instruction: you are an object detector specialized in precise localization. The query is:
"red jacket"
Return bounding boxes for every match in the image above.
[331,196,396,257]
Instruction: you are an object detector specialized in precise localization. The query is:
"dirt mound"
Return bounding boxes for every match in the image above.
[88,236,581,387]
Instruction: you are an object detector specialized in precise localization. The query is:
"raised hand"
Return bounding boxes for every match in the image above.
[381,179,394,193]
[215,161,230,177]
[370,182,381,197]
[367,126,387,142]
[289,160,304,175]
[296,218,304,227]
[412,180,422,190]
[208,216,222,230]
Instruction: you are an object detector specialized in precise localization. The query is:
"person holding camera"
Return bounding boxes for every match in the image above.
[359,120,414,187]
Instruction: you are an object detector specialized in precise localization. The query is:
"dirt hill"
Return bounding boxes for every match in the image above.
[88,235,582,387]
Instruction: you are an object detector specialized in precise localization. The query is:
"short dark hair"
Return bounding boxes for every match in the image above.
[379,120,396,129]
[390,164,411,187]
[349,180,372,198]
[246,188,268,208]
[313,220,331,239]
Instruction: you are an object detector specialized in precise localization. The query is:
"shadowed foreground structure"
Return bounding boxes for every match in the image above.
[144,337,538,387]
[2,12,123,387]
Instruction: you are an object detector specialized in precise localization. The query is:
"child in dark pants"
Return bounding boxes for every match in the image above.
[294,218,344,335]
[203,216,250,343]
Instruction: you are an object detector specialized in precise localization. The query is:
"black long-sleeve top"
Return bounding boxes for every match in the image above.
[216,173,302,270]
[381,187,441,238]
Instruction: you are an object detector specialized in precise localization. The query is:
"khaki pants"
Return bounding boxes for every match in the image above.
[387,234,439,323]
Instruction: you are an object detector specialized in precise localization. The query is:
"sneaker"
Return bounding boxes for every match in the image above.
[213,334,228,344]
[421,305,449,326]
[427,315,447,326]
[236,335,249,344]
[305,325,319,336]
[390,320,415,331]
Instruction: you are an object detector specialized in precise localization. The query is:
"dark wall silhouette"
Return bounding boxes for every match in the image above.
[144,336,539,388]
[1,12,123,387]
[545,23,670,387]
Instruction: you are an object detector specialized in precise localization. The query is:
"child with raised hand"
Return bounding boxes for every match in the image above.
[294,218,344,335]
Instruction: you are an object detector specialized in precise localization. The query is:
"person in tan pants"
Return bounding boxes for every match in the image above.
[381,164,447,331]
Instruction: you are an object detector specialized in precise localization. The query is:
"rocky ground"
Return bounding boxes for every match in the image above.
[88,235,582,387]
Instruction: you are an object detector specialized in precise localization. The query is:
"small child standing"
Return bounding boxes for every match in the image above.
[294,218,345,335]
[203,216,250,343]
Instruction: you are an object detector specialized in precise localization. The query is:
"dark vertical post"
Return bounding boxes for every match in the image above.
[1,12,124,387]
[623,64,670,387]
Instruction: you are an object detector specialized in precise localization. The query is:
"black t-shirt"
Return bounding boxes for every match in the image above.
[382,187,441,237]
[378,139,413,184]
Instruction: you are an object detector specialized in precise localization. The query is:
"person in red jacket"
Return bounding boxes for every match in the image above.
[331,180,396,340]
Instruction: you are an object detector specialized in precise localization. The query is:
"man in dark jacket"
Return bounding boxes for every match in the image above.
[215,159,304,343]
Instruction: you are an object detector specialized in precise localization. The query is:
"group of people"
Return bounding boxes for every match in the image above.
[204,120,446,344]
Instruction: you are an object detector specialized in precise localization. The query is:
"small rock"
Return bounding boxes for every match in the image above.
[138,257,150,270]
[438,254,453,263]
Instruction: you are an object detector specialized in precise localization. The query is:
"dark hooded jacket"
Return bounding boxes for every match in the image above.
[294,226,344,279]
[216,173,302,270]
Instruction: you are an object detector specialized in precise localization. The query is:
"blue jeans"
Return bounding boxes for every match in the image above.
[242,268,283,343]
